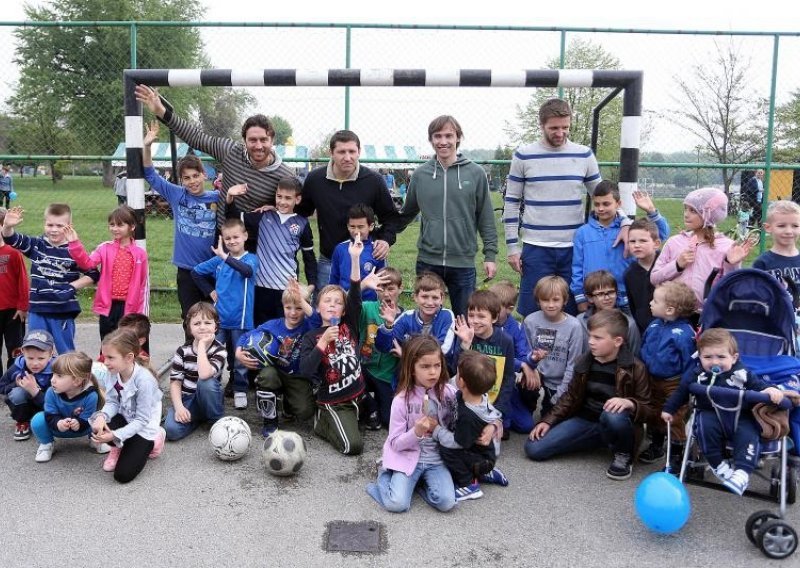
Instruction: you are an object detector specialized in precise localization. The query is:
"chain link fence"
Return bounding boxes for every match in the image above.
[1,22,799,292]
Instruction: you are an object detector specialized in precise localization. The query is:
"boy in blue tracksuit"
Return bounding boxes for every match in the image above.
[639,281,697,465]
[489,281,530,373]
[0,330,56,440]
[572,183,669,312]
[192,218,259,410]
[329,204,385,301]
[375,272,456,379]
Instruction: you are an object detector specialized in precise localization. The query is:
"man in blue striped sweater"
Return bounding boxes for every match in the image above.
[504,98,624,317]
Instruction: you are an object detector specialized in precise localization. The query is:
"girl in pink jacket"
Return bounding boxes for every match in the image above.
[66,206,149,339]
[651,188,752,310]
[366,335,457,513]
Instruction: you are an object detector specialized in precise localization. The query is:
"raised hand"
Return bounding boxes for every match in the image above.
[454,314,474,347]
[210,235,227,260]
[348,232,364,258]
[380,301,397,327]
[2,206,24,230]
[133,84,167,118]
[633,190,656,214]
[143,120,160,147]
[362,268,391,291]
[62,224,79,243]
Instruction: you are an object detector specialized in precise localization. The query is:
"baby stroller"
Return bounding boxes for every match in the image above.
[678,269,799,559]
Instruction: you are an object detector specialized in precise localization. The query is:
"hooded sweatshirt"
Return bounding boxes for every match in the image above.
[400,156,498,268]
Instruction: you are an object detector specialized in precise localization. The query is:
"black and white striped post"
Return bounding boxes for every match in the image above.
[123,68,643,246]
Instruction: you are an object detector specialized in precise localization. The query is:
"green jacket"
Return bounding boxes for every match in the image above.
[400,155,498,268]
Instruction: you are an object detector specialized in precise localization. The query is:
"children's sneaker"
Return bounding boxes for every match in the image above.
[234,392,248,410]
[455,482,484,501]
[638,443,666,464]
[365,411,382,431]
[723,469,750,496]
[35,443,54,463]
[149,427,167,459]
[481,468,509,487]
[606,452,633,480]
[711,461,734,483]
[90,439,111,454]
[14,421,31,441]
[102,446,122,472]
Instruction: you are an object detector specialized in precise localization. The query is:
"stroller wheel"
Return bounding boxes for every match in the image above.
[757,519,798,559]
[746,510,779,545]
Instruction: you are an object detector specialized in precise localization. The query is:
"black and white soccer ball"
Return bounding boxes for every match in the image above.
[262,430,307,476]
[208,416,252,461]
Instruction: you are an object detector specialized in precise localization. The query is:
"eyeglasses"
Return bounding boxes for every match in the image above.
[591,290,616,299]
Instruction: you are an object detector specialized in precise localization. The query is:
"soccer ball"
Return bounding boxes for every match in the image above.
[262,430,307,476]
[209,416,252,461]
[244,330,279,366]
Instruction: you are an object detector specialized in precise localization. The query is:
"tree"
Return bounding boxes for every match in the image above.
[269,115,293,146]
[776,89,800,162]
[9,0,207,184]
[668,40,768,194]
[197,88,256,140]
[490,145,513,191]
[508,38,623,163]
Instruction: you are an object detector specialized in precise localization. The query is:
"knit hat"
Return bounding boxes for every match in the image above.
[683,187,728,228]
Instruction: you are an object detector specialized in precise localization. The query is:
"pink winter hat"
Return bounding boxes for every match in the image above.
[684,187,728,228]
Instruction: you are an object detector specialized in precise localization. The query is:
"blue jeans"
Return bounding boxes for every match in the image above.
[217,328,248,393]
[518,244,577,317]
[316,255,332,293]
[367,461,456,513]
[524,411,634,461]
[27,313,75,355]
[31,411,91,444]
[164,378,224,441]
[415,261,476,317]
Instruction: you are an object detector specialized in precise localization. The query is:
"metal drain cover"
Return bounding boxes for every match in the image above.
[325,520,382,553]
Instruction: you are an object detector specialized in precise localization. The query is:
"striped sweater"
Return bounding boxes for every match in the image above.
[503,140,601,254]
[5,232,98,317]
[170,340,227,396]
[162,110,294,241]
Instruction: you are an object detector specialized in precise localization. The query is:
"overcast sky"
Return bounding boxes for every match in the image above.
[3,1,799,154]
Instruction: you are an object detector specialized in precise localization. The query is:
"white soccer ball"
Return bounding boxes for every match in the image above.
[262,430,307,476]
[208,416,252,461]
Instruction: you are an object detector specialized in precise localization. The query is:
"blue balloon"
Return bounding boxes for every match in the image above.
[635,472,691,534]
[8,191,17,200]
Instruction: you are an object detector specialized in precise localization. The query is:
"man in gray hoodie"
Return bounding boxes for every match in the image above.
[397,115,498,316]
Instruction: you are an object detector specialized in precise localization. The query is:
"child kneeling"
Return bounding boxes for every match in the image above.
[525,310,653,480]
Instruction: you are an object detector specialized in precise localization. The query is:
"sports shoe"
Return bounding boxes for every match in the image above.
[149,427,166,459]
[90,439,111,454]
[481,468,509,487]
[14,421,30,441]
[455,482,484,501]
[723,469,750,496]
[607,452,633,480]
[711,461,733,483]
[234,392,248,410]
[365,411,382,431]
[35,443,54,463]
[102,446,121,472]
[638,443,666,464]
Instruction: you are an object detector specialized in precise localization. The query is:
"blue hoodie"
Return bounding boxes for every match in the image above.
[0,354,55,406]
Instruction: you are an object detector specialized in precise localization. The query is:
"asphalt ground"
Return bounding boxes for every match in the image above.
[0,323,794,567]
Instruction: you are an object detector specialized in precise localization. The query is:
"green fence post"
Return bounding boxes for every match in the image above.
[758,34,779,253]
[130,22,137,69]
[558,30,566,99]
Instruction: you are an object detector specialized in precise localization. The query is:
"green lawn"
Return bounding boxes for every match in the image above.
[7,175,763,322]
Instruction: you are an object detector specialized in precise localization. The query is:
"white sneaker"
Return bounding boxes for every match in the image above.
[711,461,733,483]
[35,443,54,463]
[90,439,111,454]
[234,392,248,410]
[723,469,750,496]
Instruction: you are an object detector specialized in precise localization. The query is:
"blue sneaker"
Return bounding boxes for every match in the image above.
[481,468,509,487]
[455,482,484,501]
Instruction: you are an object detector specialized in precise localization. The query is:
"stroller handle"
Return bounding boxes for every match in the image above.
[688,383,793,410]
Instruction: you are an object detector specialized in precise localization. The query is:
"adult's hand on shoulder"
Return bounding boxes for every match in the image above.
[373,239,390,260]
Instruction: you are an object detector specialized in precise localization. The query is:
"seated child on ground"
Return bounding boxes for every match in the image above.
[638,281,697,465]
[520,276,584,422]
[164,302,227,441]
[436,351,508,502]
[0,330,56,441]
[662,328,785,496]
[365,335,457,513]
[525,310,653,481]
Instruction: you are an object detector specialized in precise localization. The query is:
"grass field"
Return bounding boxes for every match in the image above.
[6,175,760,322]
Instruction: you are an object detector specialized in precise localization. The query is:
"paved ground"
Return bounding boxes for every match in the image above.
[0,323,794,567]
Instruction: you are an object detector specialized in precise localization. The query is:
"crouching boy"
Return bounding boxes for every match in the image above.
[524,310,653,480]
